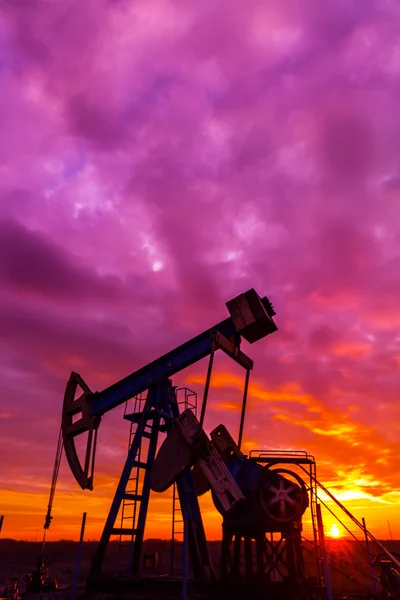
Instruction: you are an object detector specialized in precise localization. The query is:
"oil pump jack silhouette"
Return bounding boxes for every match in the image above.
[60,289,310,596]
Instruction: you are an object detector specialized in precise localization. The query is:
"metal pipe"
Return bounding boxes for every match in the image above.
[238,368,250,450]
[72,512,87,600]
[171,484,176,574]
[199,343,215,427]
[316,503,333,600]
[362,517,378,594]
[182,506,188,600]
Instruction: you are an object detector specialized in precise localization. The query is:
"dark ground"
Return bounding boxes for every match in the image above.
[0,538,398,597]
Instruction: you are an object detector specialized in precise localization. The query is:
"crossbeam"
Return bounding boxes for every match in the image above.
[87,292,274,418]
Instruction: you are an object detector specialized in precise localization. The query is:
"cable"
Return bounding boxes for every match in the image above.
[317,495,368,555]
[42,425,64,546]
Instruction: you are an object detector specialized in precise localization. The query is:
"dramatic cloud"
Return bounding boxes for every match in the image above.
[1,0,400,541]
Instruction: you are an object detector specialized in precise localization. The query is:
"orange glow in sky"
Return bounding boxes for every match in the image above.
[2,369,400,542]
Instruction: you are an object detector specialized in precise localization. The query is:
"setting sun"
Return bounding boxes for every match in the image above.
[328,524,341,538]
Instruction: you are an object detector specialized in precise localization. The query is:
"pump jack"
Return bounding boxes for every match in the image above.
[61,289,278,585]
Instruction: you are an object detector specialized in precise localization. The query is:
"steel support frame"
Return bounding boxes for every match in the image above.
[88,378,212,583]
[220,527,303,584]
[219,451,319,595]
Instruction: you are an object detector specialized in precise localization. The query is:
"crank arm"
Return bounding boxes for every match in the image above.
[151,409,245,512]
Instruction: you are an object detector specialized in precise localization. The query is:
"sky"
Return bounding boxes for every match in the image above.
[1,0,400,544]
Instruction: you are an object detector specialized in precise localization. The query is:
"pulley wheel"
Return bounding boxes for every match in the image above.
[256,467,308,525]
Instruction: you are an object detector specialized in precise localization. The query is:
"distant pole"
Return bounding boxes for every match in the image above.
[0,515,3,533]
[388,521,393,541]
[362,517,378,594]
[72,512,87,600]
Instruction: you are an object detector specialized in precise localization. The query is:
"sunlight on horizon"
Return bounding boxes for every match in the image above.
[328,523,341,538]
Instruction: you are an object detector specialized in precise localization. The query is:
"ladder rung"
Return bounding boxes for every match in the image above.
[133,460,147,469]
[123,493,143,501]
[111,527,138,536]
[142,431,152,439]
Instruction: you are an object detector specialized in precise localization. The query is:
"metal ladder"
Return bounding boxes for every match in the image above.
[170,388,197,575]
[116,394,146,576]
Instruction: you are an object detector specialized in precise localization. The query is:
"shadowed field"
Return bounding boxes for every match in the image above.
[1,538,399,597]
